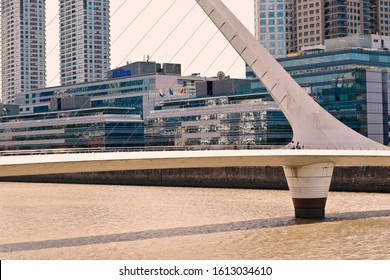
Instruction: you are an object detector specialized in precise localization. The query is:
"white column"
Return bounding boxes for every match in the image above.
[283,162,335,218]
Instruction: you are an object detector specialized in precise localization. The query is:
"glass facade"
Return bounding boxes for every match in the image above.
[255,0,296,57]
[247,49,390,144]
[145,94,292,147]
[0,108,143,151]
[16,73,203,118]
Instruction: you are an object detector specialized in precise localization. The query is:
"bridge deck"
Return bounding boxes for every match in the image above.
[1,149,390,177]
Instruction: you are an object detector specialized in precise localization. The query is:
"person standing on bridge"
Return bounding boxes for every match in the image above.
[288,141,296,149]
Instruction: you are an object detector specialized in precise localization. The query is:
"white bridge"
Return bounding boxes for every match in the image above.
[2,0,390,218]
[1,148,390,218]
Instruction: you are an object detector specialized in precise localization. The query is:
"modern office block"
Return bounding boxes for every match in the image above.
[145,91,292,147]
[0,106,143,150]
[16,61,204,118]
[247,47,390,144]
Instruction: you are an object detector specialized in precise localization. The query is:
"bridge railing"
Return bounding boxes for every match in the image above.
[0,145,283,156]
[287,145,389,150]
[0,144,388,157]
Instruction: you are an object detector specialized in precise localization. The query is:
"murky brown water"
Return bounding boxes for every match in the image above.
[0,182,389,260]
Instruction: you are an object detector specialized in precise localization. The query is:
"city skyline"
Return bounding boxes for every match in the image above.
[45,0,254,87]
[46,0,254,87]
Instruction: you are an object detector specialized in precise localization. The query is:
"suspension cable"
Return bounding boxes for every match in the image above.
[168,16,209,63]
[117,0,178,67]
[149,2,198,60]
[111,0,154,46]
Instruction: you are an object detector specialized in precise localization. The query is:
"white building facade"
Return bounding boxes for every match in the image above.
[1,0,46,104]
[59,0,110,85]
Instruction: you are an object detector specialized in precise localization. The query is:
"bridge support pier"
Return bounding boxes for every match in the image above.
[283,162,335,219]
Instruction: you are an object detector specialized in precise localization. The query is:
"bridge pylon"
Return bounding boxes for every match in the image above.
[283,162,334,218]
[195,0,389,218]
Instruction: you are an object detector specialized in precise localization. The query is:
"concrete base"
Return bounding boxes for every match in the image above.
[293,198,327,218]
[295,208,325,219]
[284,162,334,219]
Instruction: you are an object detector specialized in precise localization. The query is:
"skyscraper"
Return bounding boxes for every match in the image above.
[1,0,46,104]
[59,0,110,85]
[255,0,296,57]
[378,0,390,36]
[255,0,384,56]
[296,0,324,51]
[325,0,377,38]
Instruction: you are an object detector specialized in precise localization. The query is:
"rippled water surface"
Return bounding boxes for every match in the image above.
[0,182,389,259]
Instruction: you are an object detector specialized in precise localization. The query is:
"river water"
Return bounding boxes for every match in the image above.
[0,182,389,260]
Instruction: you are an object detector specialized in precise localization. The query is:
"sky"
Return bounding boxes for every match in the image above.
[45,0,255,87]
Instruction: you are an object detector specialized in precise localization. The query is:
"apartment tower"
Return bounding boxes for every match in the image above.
[1,0,46,104]
[296,0,324,51]
[59,0,110,85]
[378,0,390,36]
[255,0,384,56]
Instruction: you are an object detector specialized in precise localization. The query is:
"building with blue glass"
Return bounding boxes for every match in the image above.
[0,105,143,151]
[1,66,292,150]
[0,61,207,150]
[247,46,390,144]
[255,0,296,57]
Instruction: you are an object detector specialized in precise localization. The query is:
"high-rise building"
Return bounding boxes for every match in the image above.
[255,0,296,57]
[59,0,110,85]
[296,0,324,51]
[325,0,377,38]
[378,0,390,36]
[255,0,386,56]
[1,0,46,104]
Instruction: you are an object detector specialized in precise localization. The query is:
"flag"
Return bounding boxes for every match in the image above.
[3,106,10,113]
[169,88,174,95]
[159,90,165,97]
[179,87,184,95]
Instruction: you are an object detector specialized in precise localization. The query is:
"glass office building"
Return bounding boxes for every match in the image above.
[0,107,143,151]
[145,92,292,147]
[16,63,203,118]
[247,48,390,144]
[0,62,205,150]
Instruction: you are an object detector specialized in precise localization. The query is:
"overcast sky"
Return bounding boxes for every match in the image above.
[45,0,254,87]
